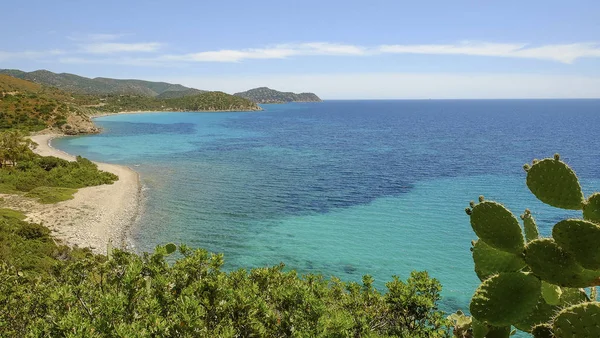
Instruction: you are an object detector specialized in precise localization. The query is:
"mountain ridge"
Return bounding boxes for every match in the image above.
[0,69,205,97]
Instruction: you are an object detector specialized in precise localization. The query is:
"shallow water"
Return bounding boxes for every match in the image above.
[53,99,600,313]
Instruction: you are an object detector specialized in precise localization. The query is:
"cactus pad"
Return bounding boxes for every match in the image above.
[559,288,589,306]
[524,239,600,287]
[165,243,177,254]
[531,324,553,338]
[553,302,600,338]
[485,326,511,338]
[471,319,489,338]
[470,201,524,254]
[514,295,559,332]
[470,272,541,326]
[472,240,526,281]
[553,219,600,270]
[521,209,539,242]
[541,281,562,305]
[583,193,600,223]
[525,157,584,210]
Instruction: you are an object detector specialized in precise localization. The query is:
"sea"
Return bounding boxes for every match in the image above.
[52,99,600,314]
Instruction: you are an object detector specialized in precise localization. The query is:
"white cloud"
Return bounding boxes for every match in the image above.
[155,73,600,99]
[88,41,600,64]
[80,42,162,54]
[0,49,64,61]
[17,40,600,65]
[68,33,127,42]
[160,42,367,63]
[379,41,600,64]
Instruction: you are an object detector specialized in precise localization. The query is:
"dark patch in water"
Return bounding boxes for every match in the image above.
[97,121,196,136]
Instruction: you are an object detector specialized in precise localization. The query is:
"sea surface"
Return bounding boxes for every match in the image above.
[53,100,600,314]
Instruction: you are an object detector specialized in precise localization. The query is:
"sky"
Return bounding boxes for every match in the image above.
[1,0,599,99]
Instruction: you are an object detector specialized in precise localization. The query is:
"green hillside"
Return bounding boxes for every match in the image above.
[0,75,260,133]
[0,75,97,132]
[0,69,204,97]
[234,87,322,104]
[97,91,261,113]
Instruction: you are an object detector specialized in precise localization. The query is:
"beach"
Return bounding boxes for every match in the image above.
[19,134,142,253]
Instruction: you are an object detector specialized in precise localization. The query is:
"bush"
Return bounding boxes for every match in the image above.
[24,186,77,204]
[17,223,50,240]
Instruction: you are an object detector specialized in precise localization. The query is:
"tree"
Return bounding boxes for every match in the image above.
[0,130,36,167]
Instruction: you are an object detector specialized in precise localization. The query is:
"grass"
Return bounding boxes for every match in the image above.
[0,183,21,194]
[0,208,26,220]
[24,186,77,204]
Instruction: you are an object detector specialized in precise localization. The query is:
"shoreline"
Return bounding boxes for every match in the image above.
[25,134,142,254]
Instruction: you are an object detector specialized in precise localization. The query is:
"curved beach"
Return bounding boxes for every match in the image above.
[25,134,141,253]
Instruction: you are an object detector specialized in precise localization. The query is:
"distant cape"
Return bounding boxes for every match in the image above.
[234,87,322,104]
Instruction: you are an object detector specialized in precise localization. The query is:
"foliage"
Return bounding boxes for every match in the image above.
[0,74,96,131]
[96,91,261,113]
[0,208,85,274]
[455,154,600,337]
[0,153,117,195]
[0,69,200,96]
[24,186,78,204]
[0,236,451,337]
[0,129,36,165]
[234,87,322,104]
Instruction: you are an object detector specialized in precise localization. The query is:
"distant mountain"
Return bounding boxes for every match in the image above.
[0,69,204,97]
[234,87,322,104]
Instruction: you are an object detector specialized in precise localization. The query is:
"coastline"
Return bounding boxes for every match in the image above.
[24,134,142,254]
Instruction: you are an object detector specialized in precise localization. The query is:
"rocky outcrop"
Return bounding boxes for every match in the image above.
[60,114,100,135]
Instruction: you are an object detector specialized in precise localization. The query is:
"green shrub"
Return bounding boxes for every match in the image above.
[24,186,77,204]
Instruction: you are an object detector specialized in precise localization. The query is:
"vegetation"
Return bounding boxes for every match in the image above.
[96,91,261,113]
[234,87,322,104]
[0,73,260,132]
[0,237,450,337]
[0,75,92,131]
[454,154,600,337]
[0,131,451,336]
[24,186,79,204]
[0,69,201,97]
[0,131,117,202]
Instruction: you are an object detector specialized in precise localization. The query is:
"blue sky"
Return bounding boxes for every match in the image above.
[1,0,599,98]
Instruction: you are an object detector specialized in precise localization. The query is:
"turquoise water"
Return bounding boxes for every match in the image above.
[52,100,600,313]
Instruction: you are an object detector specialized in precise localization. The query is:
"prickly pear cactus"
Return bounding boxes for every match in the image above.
[470,272,540,326]
[165,243,177,254]
[583,193,600,223]
[454,154,600,338]
[472,240,526,281]
[468,200,524,254]
[553,219,600,270]
[524,154,584,210]
[524,238,600,288]
[553,302,600,338]
[520,209,539,242]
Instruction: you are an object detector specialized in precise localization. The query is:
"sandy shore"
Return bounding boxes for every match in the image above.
[20,134,141,253]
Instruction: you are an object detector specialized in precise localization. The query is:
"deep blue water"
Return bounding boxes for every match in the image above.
[53,100,600,314]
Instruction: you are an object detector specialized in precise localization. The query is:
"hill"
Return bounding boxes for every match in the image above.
[0,75,261,133]
[234,87,322,104]
[0,69,204,97]
[97,92,261,113]
[0,75,99,133]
